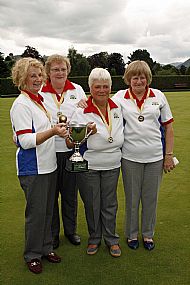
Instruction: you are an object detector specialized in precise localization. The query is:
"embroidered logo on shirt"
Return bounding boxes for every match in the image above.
[70,94,77,99]
[114,112,119,118]
[152,102,159,105]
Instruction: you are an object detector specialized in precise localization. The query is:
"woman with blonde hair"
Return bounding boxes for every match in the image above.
[10,57,68,274]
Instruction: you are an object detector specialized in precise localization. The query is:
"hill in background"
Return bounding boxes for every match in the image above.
[177,58,190,68]
[169,58,190,68]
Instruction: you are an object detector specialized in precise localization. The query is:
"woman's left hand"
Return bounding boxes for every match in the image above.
[87,122,97,135]
[77,99,88,108]
[164,155,175,173]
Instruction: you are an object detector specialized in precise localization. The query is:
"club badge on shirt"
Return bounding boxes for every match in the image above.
[152,102,159,105]
[113,112,119,119]
[70,94,77,99]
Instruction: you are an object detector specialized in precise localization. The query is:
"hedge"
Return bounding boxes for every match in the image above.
[0,75,190,97]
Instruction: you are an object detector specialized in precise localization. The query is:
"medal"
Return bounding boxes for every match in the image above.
[138,115,144,122]
[57,112,67,123]
[52,92,66,122]
[128,88,151,124]
[108,137,113,143]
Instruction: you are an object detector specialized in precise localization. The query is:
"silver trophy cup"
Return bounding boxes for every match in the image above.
[65,123,92,172]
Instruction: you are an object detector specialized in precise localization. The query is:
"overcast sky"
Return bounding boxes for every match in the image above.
[0,0,190,64]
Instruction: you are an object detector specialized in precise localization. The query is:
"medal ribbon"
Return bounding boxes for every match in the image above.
[51,92,65,111]
[92,99,112,139]
[21,91,51,122]
[128,88,150,114]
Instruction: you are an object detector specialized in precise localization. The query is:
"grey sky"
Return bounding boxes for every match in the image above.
[0,0,189,64]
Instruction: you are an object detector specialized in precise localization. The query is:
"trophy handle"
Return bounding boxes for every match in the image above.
[85,129,93,139]
[68,135,73,142]
[80,129,93,145]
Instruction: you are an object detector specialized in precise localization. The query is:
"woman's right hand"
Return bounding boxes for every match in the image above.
[163,154,175,173]
[53,123,68,138]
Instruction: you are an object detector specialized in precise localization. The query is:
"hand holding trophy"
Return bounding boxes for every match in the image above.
[58,112,96,172]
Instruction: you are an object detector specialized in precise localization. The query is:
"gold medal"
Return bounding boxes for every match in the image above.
[128,88,151,124]
[138,115,144,122]
[57,113,67,123]
[52,93,66,122]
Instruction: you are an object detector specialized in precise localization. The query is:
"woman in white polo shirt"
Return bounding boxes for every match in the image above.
[10,58,68,274]
[68,68,124,257]
[40,55,86,248]
[113,60,175,251]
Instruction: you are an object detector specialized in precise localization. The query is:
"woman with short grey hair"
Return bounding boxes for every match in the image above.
[67,68,124,258]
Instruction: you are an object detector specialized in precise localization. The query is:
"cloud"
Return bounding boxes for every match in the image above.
[0,0,189,64]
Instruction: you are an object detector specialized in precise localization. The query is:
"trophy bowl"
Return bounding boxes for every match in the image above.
[65,123,89,172]
[69,124,87,145]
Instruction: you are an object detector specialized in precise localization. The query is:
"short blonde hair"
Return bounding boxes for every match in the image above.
[12,57,46,90]
[45,54,71,79]
[88,68,112,88]
[123,60,152,85]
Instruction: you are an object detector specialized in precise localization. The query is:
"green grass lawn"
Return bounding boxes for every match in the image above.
[0,92,190,285]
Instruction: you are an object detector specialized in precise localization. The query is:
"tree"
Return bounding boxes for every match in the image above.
[0,52,10,78]
[152,62,162,75]
[21,45,44,62]
[87,52,109,69]
[179,65,187,75]
[67,47,91,76]
[107,53,125,75]
[156,64,179,75]
[185,66,190,75]
[4,53,15,75]
[127,49,156,74]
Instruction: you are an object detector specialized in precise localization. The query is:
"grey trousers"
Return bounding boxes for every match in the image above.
[19,170,57,262]
[52,152,78,237]
[121,158,163,239]
[77,168,120,246]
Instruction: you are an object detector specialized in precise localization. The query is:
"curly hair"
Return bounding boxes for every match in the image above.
[12,57,46,90]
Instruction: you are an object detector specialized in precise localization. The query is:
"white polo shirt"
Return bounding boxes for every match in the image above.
[70,96,124,170]
[10,93,57,176]
[40,80,87,152]
[113,88,174,163]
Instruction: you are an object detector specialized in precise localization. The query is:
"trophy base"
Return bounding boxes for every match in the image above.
[65,159,89,173]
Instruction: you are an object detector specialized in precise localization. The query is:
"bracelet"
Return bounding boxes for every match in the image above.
[165,152,173,155]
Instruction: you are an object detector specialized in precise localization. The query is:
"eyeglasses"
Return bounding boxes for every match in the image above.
[50,68,67,73]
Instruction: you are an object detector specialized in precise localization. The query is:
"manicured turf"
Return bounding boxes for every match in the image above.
[0,91,190,285]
